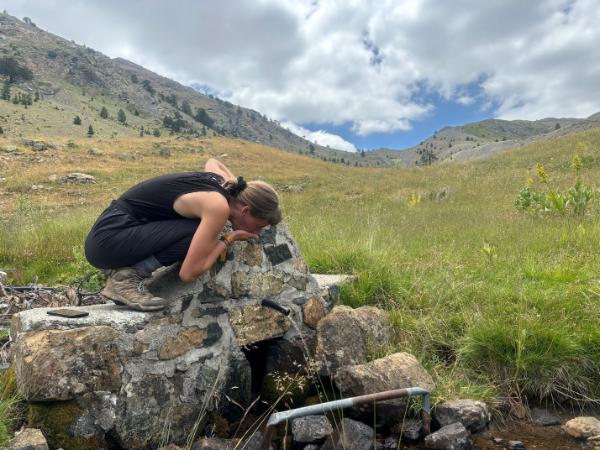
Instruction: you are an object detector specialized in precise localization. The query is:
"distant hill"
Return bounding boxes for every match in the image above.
[0,13,383,166]
[371,114,600,166]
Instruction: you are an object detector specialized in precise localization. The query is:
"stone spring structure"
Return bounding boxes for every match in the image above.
[11,224,331,449]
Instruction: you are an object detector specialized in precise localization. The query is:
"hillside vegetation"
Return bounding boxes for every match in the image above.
[1,128,599,408]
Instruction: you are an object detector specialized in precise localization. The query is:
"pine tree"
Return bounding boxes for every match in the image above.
[0,126,3,134]
[117,109,127,124]
[1,80,10,101]
[100,106,108,119]
[139,126,144,137]
[87,124,94,137]
[73,115,81,125]
[153,129,161,137]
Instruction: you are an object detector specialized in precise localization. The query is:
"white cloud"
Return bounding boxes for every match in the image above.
[281,121,357,152]
[5,0,600,133]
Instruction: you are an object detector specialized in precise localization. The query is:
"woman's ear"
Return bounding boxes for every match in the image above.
[240,204,250,216]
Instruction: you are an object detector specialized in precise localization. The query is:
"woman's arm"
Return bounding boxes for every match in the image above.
[178,192,258,282]
[204,158,235,181]
[179,196,229,282]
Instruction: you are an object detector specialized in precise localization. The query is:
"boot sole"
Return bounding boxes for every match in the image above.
[101,289,166,312]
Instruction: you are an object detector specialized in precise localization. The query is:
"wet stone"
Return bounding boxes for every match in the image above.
[264,243,293,266]
[531,407,561,426]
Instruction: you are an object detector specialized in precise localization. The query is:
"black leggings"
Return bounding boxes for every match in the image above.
[84,201,199,269]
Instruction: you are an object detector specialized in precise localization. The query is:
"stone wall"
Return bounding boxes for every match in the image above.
[11,224,327,449]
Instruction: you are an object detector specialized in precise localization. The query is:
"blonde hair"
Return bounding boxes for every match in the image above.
[223,178,282,225]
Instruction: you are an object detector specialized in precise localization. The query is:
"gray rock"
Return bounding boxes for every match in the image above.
[433,399,490,432]
[563,416,600,440]
[315,305,390,375]
[0,270,7,284]
[334,352,434,424]
[507,441,526,450]
[31,141,48,151]
[7,428,49,450]
[87,147,103,156]
[531,407,560,426]
[0,144,18,153]
[291,415,333,443]
[423,422,471,449]
[244,431,273,450]
[61,172,96,184]
[13,325,122,401]
[321,418,374,450]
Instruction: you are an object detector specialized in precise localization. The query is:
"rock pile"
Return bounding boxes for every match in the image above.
[10,224,326,449]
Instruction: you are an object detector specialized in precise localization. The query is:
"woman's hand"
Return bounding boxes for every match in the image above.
[229,230,259,242]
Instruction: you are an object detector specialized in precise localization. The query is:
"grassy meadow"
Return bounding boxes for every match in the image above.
[1,130,599,411]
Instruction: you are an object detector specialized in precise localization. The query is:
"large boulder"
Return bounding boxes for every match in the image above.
[333,352,434,425]
[433,399,490,433]
[315,305,390,375]
[11,223,323,449]
[563,416,600,440]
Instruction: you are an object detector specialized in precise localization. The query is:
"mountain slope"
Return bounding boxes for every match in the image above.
[0,12,382,166]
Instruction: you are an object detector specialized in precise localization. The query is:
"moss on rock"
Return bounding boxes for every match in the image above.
[28,400,105,450]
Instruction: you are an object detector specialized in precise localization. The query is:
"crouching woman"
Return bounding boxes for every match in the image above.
[84,158,281,311]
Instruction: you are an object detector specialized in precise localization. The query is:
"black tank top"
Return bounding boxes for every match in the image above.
[117,172,230,221]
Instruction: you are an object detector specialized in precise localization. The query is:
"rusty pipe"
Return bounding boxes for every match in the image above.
[258,387,430,450]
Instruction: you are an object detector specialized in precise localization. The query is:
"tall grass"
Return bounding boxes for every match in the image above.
[1,130,599,407]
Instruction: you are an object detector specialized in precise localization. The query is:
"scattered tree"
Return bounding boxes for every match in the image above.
[181,100,192,116]
[117,109,127,124]
[555,122,561,130]
[34,91,39,102]
[100,106,108,119]
[140,126,144,137]
[141,79,155,95]
[0,126,3,134]
[416,147,438,166]
[131,74,139,84]
[87,124,94,137]
[194,107,214,128]
[73,115,81,125]
[153,129,161,137]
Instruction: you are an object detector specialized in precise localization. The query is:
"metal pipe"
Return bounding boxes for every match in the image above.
[261,299,290,316]
[258,387,430,450]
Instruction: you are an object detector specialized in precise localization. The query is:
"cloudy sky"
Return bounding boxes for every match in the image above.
[5,0,600,151]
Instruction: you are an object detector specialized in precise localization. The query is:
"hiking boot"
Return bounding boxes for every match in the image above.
[101,267,167,311]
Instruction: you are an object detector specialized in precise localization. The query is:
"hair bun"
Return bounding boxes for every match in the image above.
[229,176,247,197]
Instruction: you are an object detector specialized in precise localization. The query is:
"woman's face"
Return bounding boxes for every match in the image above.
[230,202,270,234]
